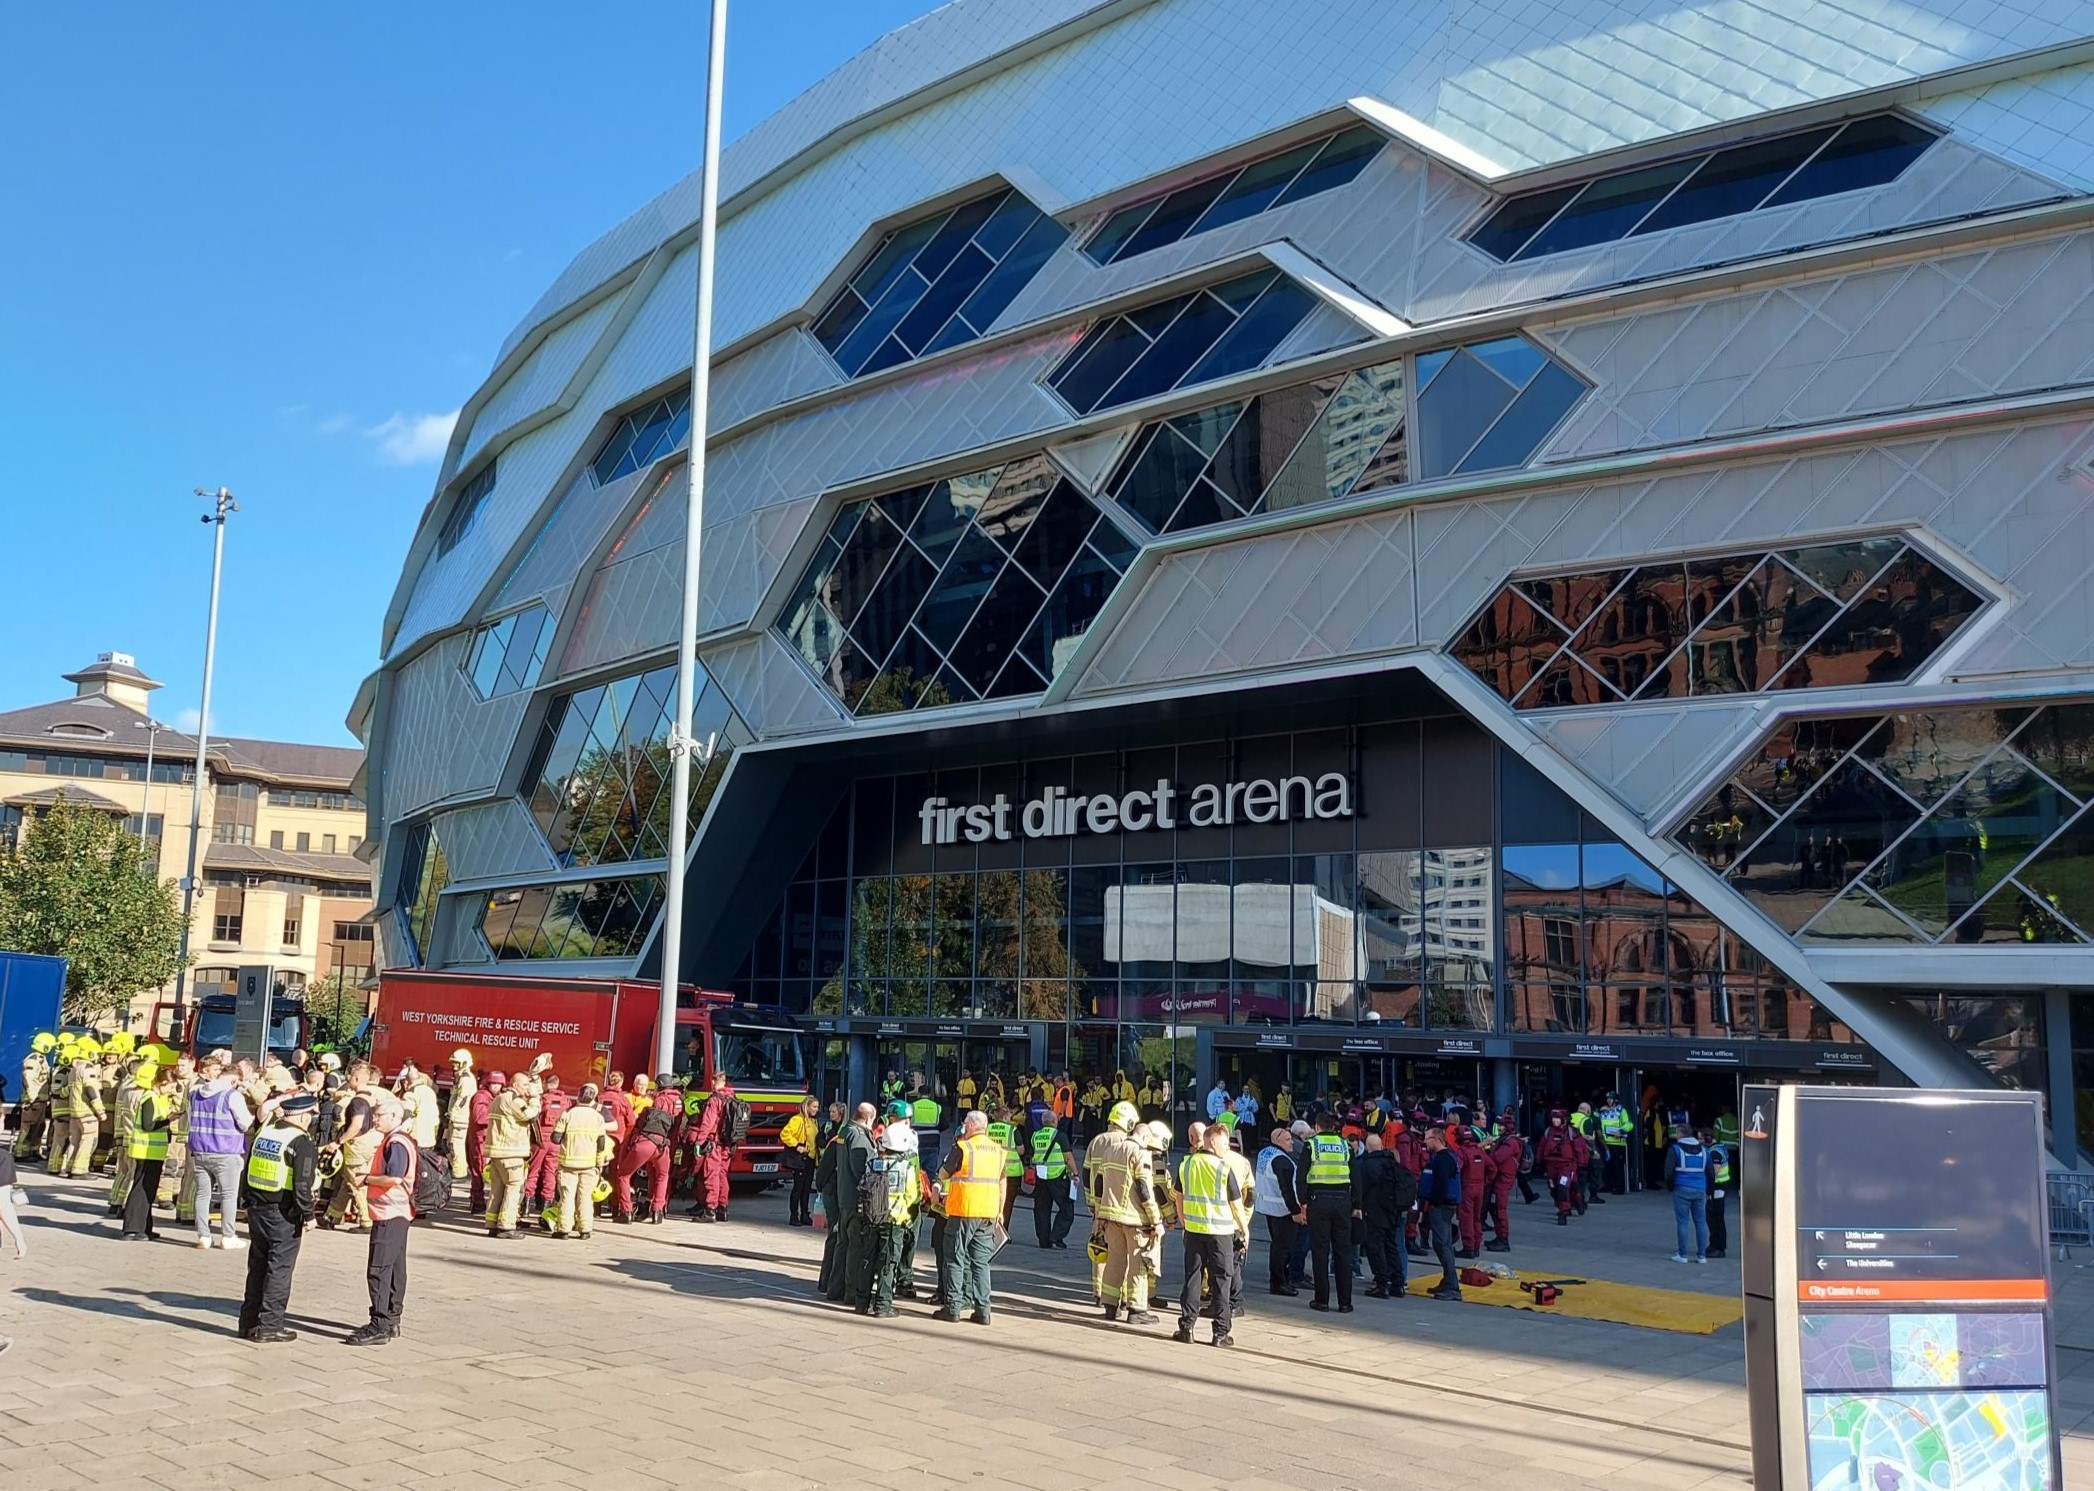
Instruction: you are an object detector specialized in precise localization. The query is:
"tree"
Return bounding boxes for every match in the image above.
[0,794,188,1024]
[304,968,372,1053]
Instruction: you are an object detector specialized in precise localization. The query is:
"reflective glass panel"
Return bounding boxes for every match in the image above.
[1517,158,1699,257]
[1633,128,1838,235]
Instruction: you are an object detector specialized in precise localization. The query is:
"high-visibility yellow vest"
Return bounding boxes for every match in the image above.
[1177,1152,1235,1236]
[987,1121,1022,1177]
[1028,1126,1067,1180]
[247,1122,301,1193]
[127,1096,170,1161]
[1305,1133,1351,1188]
[911,1096,941,1129]
[1599,1109,1631,1145]
[943,1134,1005,1219]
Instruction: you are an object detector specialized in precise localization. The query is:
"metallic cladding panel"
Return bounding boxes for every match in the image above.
[1540,229,2094,461]
[379,632,530,819]
[460,290,626,466]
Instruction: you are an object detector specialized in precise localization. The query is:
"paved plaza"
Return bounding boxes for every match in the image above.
[2,1174,2089,1489]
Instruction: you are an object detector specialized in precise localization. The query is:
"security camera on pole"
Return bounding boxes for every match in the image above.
[655,0,729,1079]
[171,486,236,1010]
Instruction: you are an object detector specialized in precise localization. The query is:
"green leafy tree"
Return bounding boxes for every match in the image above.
[0,794,188,1024]
[304,968,371,1053]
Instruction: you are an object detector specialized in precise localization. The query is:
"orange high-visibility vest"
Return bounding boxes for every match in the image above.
[943,1134,1006,1219]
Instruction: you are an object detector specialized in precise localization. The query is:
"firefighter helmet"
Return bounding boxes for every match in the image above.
[1107,1101,1141,1131]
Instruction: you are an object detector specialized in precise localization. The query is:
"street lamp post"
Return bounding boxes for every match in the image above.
[134,717,165,857]
[172,487,236,1009]
[656,0,729,1078]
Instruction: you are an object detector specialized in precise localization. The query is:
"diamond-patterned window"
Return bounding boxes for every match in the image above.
[464,605,552,700]
[435,462,497,557]
[813,187,1068,379]
[1045,268,1317,416]
[1674,701,2094,947]
[592,392,691,486]
[1100,333,1584,536]
[481,874,664,961]
[777,456,1134,717]
[1083,124,1385,266]
[523,661,746,867]
[1452,538,1984,709]
[395,820,449,965]
[1468,114,1939,262]
[1104,360,1405,534]
[1414,335,1588,480]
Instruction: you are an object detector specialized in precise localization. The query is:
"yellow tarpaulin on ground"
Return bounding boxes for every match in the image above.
[1453,1276,1743,1334]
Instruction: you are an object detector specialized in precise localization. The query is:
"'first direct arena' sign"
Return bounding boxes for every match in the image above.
[919,773,1353,845]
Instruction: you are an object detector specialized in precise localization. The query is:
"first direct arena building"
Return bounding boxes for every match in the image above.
[355,0,2094,1156]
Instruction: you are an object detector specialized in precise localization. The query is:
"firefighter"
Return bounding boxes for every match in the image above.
[612,1075,681,1223]
[685,1073,739,1222]
[58,1048,107,1179]
[1454,1124,1492,1257]
[1088,1101,1162,1324]
[551,1084,615,1239]
[467,1071,504,1215]
[485,1072,541,1239]
[1485,1113,1521,1252]
[444,1049,478,1179]
[107,1057,152,1216]
[1138,1119,1178,1301]
[525,1073,572,1224]
[1537,1108,1584,1225]
[17,1042,50,1162]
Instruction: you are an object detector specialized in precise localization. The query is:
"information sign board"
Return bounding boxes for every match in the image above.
[1744,1085,2059,1489]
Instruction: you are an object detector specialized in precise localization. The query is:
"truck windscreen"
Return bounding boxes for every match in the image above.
[714,1028,804,1087]
[194,1002,303,1054]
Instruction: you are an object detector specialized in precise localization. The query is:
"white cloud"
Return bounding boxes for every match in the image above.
[365,410,459,465]
[173,707,217,735]
[316,412,356,436]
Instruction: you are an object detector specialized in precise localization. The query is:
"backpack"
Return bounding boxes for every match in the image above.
[1518,1139,1535,1177]
[1388,1161,1419,1214]
[857,1155,908,1224]
[413,1147,453,1217]
[719,1095,753,1148]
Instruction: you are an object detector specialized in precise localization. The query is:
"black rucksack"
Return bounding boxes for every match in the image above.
[857,1154,908,1224]
[413,1147,453,1217]
[1389,1161,1419,1214]
[719,1094,753,1147]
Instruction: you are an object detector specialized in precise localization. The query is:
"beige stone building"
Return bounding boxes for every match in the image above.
[0,651,373,1031]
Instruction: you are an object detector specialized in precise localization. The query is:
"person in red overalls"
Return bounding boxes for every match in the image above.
[599,1072,635,1147]
[1486,1115,1522,1252]
[467,1071,504,1215]
[611,1077,682,1223]
[525,1075,573,1223]
[1537,1108,1586,1226]
[684,1074,737,1223]
[1394,1111,1428,1257]
[1455,1124,1492,1258]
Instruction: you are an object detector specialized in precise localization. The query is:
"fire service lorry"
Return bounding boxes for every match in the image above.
[370,970,808,1185]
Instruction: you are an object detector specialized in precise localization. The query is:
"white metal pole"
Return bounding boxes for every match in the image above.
[657,0,729,1079]
[138,723,157,851]
[173,488,236,1007]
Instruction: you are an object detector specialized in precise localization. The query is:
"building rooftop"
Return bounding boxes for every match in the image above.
[0,653,364,789]
[203,843,373,885]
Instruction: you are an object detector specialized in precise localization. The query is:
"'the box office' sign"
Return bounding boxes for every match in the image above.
[918,773,1353,845]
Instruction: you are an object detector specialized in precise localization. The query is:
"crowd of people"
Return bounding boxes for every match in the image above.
[5,1034,1738,1355]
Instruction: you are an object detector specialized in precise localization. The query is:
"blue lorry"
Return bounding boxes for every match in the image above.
[0,951,67,1098]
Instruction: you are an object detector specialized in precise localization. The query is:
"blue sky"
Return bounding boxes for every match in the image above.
[0,2,946,745]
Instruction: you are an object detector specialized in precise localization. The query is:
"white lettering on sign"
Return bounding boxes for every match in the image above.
[919,774,1352,846]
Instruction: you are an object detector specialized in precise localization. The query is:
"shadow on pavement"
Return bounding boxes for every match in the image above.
[18,1286,230,1340]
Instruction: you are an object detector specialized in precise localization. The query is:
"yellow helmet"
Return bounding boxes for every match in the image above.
[74,1036,102,1058]
[142,1042,181,1067]
[106,1031,137,1056]
[31,1032,56,1054]
[592,1178,613,1204]
[1107,1101,1141,1131]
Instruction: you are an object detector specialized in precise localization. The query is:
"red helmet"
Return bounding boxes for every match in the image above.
[488,1071,509,1087]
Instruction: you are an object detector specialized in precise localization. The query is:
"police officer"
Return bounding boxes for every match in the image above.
[1701,1126,1730,1259]
[1598,1093,1632,1194]
[1027,1104,1073,1249]
[1302,1110,1358,1313]
[238,1093,320,1343]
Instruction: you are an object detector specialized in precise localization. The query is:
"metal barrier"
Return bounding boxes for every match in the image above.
[2047,1171,2094,1259]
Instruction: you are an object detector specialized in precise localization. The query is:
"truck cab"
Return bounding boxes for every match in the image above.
[149,990,309,1066]
[672,1001,809,1186]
